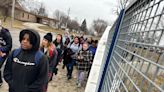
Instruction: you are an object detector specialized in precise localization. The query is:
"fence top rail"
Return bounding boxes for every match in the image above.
[125,0,138,11]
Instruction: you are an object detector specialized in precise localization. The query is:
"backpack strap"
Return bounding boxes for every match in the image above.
[13,48,21,57]
[35,50,44,65]
[69,41,74,48]
[69,41,80,48]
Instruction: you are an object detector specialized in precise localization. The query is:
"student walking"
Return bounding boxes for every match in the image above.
[76,42,93,87]
[53,34,64,65]
[66,36,82,80]
[41,33,58,82]
[4,29,48,92]
[88,40,98,77]
[62,34,70,69]
[0,20,12,86]
[63,31,70,45]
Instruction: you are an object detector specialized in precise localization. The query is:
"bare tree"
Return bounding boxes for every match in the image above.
[0,0,13,22]
[30,8,39,15]
[92,19,108,36]
[114,0,129,15]
[20,0,42,15]
[53,10,60,21]
[38,2,48,17]
[61,15,68,25]
[0,0,12,7]
[67,19,79,31]
[53,10,68,29]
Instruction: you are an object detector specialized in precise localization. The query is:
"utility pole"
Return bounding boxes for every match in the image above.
[66,8,70,28]
[11,0,15,28]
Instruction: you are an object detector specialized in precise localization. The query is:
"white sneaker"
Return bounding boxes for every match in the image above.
[77,83,81,88]
[0,83,2,87]
[76,81,79,85]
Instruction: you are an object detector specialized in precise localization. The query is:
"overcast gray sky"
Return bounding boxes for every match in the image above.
[37,0,118,27]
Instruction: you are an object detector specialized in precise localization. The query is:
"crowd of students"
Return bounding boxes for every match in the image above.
[0,21,98,92]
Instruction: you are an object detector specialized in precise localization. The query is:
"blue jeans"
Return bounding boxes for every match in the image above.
[0,57,6,83]
[66,59,76,78]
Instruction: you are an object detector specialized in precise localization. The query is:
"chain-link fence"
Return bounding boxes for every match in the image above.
[85,0,164,92]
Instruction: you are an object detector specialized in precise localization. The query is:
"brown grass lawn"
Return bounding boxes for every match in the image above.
[38,26,65,34]
[1,16,100,40]
[1,17,25,30]
[38,26,100,40]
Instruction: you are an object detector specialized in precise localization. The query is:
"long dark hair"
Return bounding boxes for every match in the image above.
[54,34,63,44]
[69,36,80,47]
[73,36,80,44]
[53,34,63,49]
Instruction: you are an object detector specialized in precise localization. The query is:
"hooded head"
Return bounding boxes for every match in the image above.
[44,33,53,42]
[19,29,40,51]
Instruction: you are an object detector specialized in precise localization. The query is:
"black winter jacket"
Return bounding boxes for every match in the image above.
[0,27,12,62]
[4,29,48,92]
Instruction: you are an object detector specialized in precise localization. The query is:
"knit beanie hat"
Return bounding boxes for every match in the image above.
[44,33,52,42]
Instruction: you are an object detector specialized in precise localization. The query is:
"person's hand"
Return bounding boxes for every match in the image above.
[0,51,6,57]
[0,51,2,57]
[77,56,81,60]
[1,52,6,57]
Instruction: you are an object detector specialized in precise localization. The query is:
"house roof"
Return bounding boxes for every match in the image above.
[36,15,59,22]
[13,1,59,22]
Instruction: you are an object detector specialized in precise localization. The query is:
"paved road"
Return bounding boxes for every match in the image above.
[0,29,85,92]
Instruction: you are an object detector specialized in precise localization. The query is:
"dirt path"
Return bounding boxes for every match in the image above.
[23,22,47,32]
[47,64,85,92]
